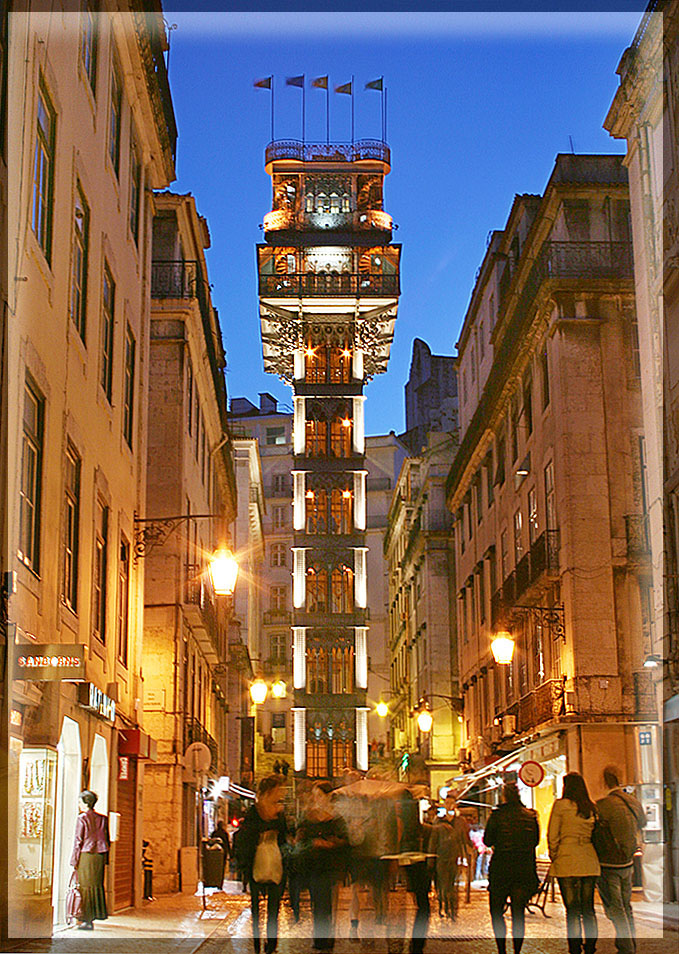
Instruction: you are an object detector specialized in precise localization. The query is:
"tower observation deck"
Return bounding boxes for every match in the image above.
[256,138,401,779]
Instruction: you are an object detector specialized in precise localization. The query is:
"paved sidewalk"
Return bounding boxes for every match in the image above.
[2,881,674,954]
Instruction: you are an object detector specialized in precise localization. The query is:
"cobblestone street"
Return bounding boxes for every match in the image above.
[4,882,674,954]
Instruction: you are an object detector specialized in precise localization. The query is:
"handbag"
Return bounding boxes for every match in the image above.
[65,870,83,924]
[592,812,628,865]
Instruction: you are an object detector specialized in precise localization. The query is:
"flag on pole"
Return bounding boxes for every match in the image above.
[335,81,352,95]
[253,76,272,89]
[311,76,328,89]
[286,75,305,87]
[365,77,383,91]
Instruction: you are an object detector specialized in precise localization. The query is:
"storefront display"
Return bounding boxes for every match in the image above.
[16,748,57,896]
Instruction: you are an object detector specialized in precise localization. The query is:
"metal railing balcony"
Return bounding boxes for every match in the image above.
[518,678,564,733]
[263,208,393,233]
[183,717,218,767]
[265,139,390,165]
[259,272,399,298]
[539,241,633,280]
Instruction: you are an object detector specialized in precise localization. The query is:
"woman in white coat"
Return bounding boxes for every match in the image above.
[547,773,600,954]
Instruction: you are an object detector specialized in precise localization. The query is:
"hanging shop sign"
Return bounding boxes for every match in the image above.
[14,643,85,681]
[518,760,545,787]
[78,682,116,723]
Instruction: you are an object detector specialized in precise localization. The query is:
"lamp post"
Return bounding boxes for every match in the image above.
[491,630,516,665]
[249,677,288,782]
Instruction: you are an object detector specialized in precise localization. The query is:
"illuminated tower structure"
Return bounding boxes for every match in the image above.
[257,138,400,778]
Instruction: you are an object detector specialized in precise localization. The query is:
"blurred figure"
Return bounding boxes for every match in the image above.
[596,766,646,954]
[236,775,289,954]
[141,840,154,900]
[483,782,539,954]
[429,797,470,920]
[210,820,231,886]
[548,772,600,954]
[386,789,431,954]
[469,824,490,882]
[296,781,349,951]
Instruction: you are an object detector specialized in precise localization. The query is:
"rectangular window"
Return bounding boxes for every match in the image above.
[271,543,286,567]
[187,359,193,434]
[108,57,122,174]
[129,138,141,242]
[123,326,135,447]
[272,506,286,530]
[478,564,486,623]
[486,452,494,506]
[70,183,89,341]
[500,529,509,579]
[528,488,539,545]
[541,345,550,409]
[513,509,524,563]
[79,3,98,94]
[93,500,109,643]
[19,377,44,572]
[272,473,289,494]
[201,414,207,484]
[510,400,519,462]
[479,319,485,360]
[270,632,287,662]
[32,79,55,261]
[476,474,483,524]
[194,392,200,459]
[266,426,285,445]
[101,265,115,401]
[494,435,506,486]
[523,376,533,435]
[544,461,557,530]
[270,585,287,611]
[62,444,81,610]
[630,315,642,380]
[117,536,130,666]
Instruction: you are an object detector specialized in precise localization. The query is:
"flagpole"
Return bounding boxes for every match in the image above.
[381,82,385,142]
[302,75,306,144]
[351,74,354,145]
[384,86,388,143]
[272,75,275,142]
[326,83,329,144]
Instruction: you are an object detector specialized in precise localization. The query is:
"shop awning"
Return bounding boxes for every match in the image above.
[118,727,157,761]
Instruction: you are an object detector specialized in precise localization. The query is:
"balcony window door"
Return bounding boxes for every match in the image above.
[331,565,354,614]
[306,567,328,613]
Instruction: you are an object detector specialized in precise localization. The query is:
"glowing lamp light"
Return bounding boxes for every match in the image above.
[306,490,315,499]
[250,678,268,705]
[342,418,352,428]
[643,654,661,669]
[305,347,316,358]
[342,490,352,499]
[417,709,433,733]
[271,679,287,699]
[208,548,239,596]
[491,631,516,665]
[376,700,389,718]
[342,349,352,358]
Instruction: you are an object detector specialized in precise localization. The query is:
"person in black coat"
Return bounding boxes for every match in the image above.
[483,782,540,954]
[235,775,289,954]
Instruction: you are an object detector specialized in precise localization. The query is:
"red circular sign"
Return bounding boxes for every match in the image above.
[519,760,545,787]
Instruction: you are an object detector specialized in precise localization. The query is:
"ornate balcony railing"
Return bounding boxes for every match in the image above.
[259,272,399,298]
[625,514,650,559]
[184,717,218,767]
[530,529,560,581]
[265,139,390,165]
[518,679,564,733]
[262,209,393,233]
[151,260,202,299]
[539,241,633,280]
[490,531,560,626]
[515,551,530,598]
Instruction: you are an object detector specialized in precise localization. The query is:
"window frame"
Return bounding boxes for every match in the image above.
[108,54,122,176]
[101,263,115,401]
[92,499,109,644]
[129,135,141,243]
[62,443,81,611]
[117,535,130,666]
[79,2,98,95]
[19,376,45,574]
[70,182,89,341]
[122,324,136,447]
[32,78,56,263]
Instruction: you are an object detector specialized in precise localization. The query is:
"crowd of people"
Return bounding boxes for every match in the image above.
[67,763,646,954]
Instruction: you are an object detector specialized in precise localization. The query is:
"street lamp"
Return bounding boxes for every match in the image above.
[249,678,268,705]
[491,630,516,665]
[208,548,239,596]
[416,707,433,733]
[376,700,389,718]
[271,678,287,699]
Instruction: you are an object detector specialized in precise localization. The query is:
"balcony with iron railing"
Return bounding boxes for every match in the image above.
[490,530,560,625]
[265,139,390,166]
[625,514,650,560]
[517,678,565,733]
[258,272,399,298]
[263,208,393,234]
[184,717,218,768]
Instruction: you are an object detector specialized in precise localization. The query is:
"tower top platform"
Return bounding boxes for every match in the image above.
[265,139,390,171]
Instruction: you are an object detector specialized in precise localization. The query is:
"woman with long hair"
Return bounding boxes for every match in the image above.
[548,772,600,954]
[483,782,540,954]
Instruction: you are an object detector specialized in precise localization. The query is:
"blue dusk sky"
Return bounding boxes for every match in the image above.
[163,10,642,436]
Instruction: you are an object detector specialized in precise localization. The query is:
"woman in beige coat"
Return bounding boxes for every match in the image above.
[547,773,600,954]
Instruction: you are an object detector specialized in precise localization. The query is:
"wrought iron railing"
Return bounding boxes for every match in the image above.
[625,514,650,559]
[259,272,399,298]
[539,241,633,280]
[518,679,564,732]
[530,529,560,580]
[263,209,393,232]
[265,139,390,165]
[184,717,218,768]
[515,551,531,598]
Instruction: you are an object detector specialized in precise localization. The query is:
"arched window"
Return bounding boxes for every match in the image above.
[306,566,328,613]
[306,418,327,457]
[306,489,328,533]
[307,646,328,693]
[331,565,354,614]
[331,645,354,693]
[330,192,340,213]
[330,488,352,533]
[315,192,328,212]
[330,415,352,458]
[341,193,351,212]
[305,192,314,212]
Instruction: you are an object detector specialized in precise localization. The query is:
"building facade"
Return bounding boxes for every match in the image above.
[229,396,407,782]
[402,338,458,456]
[255,137,401,779]
[6,6,175,933]
[446,156,660,868]
[140,192,237,894]
[604,0,679,902]
[384,434,460,796]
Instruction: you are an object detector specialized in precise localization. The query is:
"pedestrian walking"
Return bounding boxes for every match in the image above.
[296,781,349,951]
[428,796,470,920]
[70,790,110,930]
[211,819,231,885]
[235,775,289,954]
[483,782,540,954]
[386,788,431,954]
[548,772,600,954]
[595,766,646,954]
[141,840,155,900]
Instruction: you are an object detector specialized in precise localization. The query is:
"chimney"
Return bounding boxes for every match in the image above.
[259,392,278,414]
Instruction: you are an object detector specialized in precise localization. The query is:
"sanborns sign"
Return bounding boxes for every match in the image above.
[15,643,85,681]
[78,682,116,723]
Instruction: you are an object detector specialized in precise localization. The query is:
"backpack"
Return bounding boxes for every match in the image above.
[592,812,628,866]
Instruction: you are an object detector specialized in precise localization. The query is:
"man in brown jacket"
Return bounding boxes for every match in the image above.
[596,766,646,954]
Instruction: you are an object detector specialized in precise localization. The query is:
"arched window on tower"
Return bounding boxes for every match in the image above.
[330,414,353,458]
[330,192,341,213]
[330,488,352,534]
[307,646,328,694]
[315,192,329,213]
[331,565,354,614]
[306,565,328,613]
[306,418,327,457]
[305,192,314,212]
[306,489,328,533]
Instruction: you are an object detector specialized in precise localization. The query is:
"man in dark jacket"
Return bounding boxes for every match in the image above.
[596,766,646,954]
[236,775,289,954]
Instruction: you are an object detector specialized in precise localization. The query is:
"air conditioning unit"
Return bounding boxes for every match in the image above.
[490,724,502,743]
[502,715,517,737]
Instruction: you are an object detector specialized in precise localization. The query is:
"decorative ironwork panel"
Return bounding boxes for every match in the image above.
[265,139,390,165]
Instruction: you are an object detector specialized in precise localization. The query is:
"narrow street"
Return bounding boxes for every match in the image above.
[4,882,674,954]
